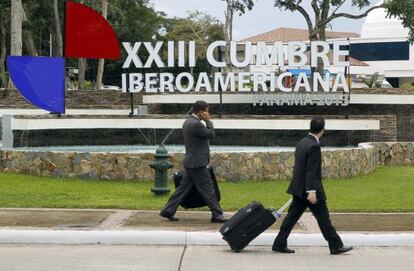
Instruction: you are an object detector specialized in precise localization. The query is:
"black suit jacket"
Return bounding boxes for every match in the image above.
[182,115,215,168]
[287,134,327,201]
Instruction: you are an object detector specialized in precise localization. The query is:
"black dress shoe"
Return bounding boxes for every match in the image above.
[211,217,228,223]
[330,246,353,255]
[272,247,295,253]
[159,211,179,222]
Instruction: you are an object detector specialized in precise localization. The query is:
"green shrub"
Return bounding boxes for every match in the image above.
[363,72,381,88]
[400,83,414,90]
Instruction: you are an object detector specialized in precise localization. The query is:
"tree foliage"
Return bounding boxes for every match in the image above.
[274,0,414,43]
[227,0,256,15]
[166,11,224,57]
[165,11,224,75]
[385,0,414,43]
[0,0,167,87]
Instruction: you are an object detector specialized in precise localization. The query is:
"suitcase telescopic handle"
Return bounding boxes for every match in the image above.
[274,198,293,218]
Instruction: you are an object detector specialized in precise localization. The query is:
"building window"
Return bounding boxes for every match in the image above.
[350,42,410,61]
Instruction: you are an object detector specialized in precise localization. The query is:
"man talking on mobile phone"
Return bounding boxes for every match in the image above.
[160,100,227,223]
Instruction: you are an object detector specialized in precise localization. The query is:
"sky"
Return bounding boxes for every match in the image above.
[149,0,381,40]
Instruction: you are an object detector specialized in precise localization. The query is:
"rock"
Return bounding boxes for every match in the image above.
[253,157,263,169]
[46,161,56,172]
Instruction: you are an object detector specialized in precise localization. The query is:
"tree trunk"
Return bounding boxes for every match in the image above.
[22,5,38,56]
[317,27,326,75]
[317,0,329,74]
[78,0,86,90]
[10,0,22,56]
[78,58,86,90]
[224,0,233,74]
[0,20,7,90]
[9,0,23,90]
[53,0,63,56]
[23,30,38,56]
[96,0,108,91]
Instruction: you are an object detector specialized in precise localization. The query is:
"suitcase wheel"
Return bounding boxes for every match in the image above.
[231,246,242,253]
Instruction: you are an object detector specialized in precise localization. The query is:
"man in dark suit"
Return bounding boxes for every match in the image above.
[160,100,227,223]
[272,117,353,255]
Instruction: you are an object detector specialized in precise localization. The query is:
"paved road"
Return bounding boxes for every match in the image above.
[0,245,412,271]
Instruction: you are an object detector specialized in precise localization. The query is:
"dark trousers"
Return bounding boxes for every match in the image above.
[273,196,343,251]
[161,166,223,218]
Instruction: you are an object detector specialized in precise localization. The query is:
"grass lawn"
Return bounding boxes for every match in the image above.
[0,166,413,212]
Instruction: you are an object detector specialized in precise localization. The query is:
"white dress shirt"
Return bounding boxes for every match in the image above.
[309,132,320,144]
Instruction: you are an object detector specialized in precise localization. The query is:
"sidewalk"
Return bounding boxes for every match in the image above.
[1,208,414,246]
[2,245,413,271]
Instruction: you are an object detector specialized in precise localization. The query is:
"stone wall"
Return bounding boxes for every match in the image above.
[370,142,414,166]
[0,142,391,182]
[0,150,156,180]
[209,145,377,181]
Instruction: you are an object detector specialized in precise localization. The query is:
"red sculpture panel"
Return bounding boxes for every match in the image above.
[65,0,121,60]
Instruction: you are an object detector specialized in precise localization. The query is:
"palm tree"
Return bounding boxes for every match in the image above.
[363,72,381,88]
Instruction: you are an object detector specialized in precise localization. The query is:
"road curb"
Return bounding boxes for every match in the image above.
[1,230,414,247]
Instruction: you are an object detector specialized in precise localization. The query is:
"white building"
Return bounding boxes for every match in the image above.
[239,0,414,88]
[355,0,414,87]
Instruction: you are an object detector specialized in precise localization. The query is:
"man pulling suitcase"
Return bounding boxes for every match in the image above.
[272,117,353,255]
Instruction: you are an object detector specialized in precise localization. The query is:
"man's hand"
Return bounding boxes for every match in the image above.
[200,112,210,122]
[307,192,317,204]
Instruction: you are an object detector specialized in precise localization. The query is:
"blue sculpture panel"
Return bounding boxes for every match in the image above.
[7,56,65,113]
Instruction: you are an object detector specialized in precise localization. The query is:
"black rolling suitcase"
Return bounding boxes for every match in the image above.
[173,165,221,209]
[219,199,292,252]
